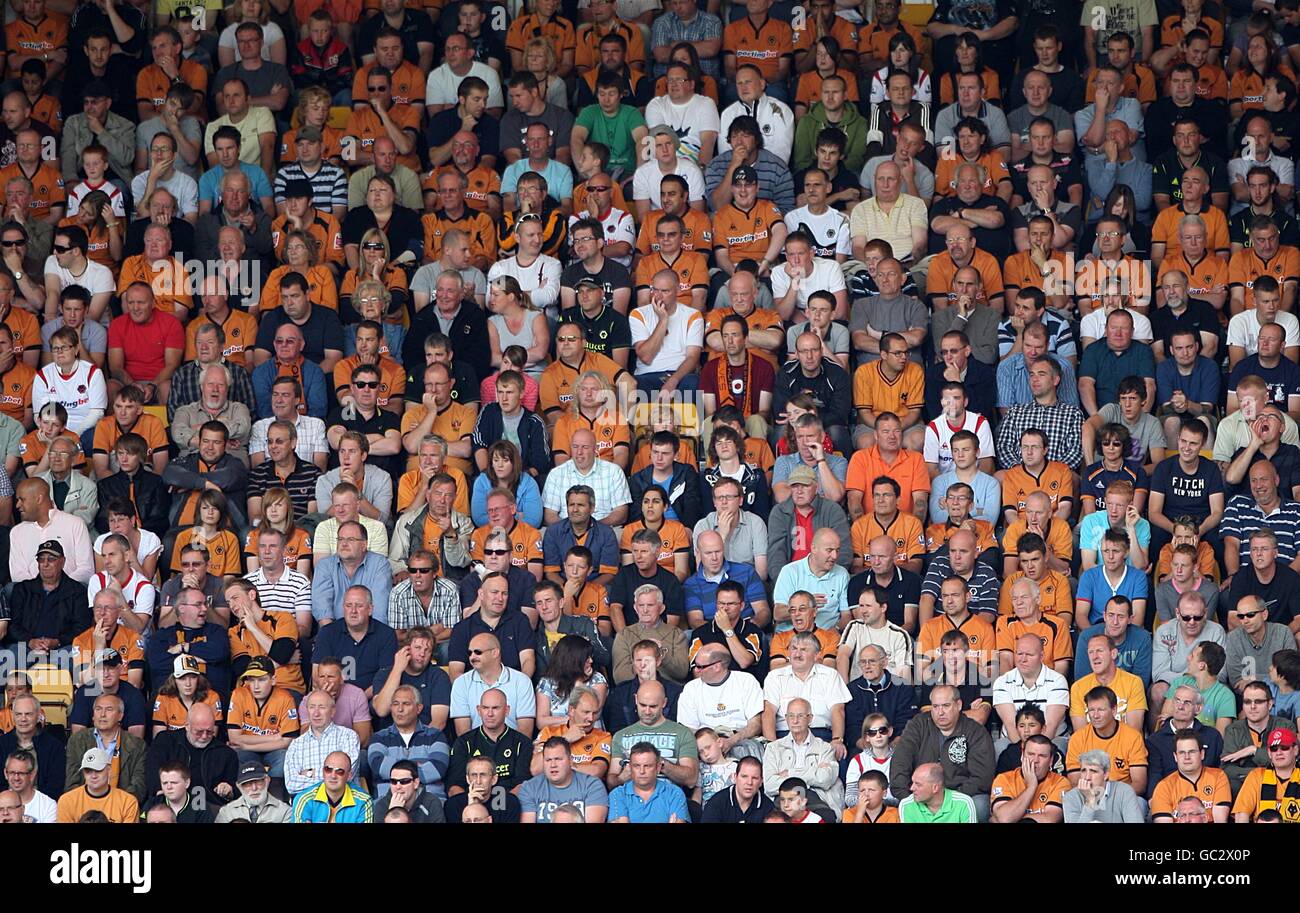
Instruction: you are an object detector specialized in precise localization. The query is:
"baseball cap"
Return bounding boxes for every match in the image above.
[241,656,274,679]
[1268,727,1298,750]
[83,80,113,100]
[732,165,758,185]
[36,540,63,559]
[787,465,818,486]
[650,124,678,141]
[283,178,314,199]
[574,276,601,291]
[296,125,324,143]
[173,654,201,678]
[80,748,112,771]
[237,761,267,784]
[93,648,123,667]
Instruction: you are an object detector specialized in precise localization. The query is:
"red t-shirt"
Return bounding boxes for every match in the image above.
[107,310,185,381]
[699,355,776,416]
[793,507,815,562]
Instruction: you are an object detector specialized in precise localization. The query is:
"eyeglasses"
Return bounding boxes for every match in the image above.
[1179,614,1206,622]
[1098,230,1121,238]
[323,765,348,775]
[50,344,73,353]
[388,776,415,785]
[337,536,366,544]
[692,658,722,670]
[1243,698,1270,705]
[1101,439,1123,447]
[586,185,610,192]
[484,548,509,556]
[408,566,433,574]
[51,243,73,253]
[353,380,380,389]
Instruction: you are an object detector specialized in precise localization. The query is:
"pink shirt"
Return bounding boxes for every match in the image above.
[298,682,370,729]
[479,371,540,412]
[9,508,95,584]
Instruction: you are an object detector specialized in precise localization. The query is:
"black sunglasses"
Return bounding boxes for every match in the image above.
[0,240,24,248]
[866,726,889,736]
[484,548,509,556]
[353,380,380,389]
[52,243,73,253]
[388,776,415,785]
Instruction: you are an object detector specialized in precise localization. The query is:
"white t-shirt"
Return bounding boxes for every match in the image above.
[1078,306,1154,342]
[628,301,705,374]
[643,94,720,163]
[93,529,164,563]
[719,95,795,164]
[488,255,563,319]
[676,671,765,734]
[42,257,116,323]
[66,180,126,218]
[923,410,995,474]
[631,157,706,207]
[23,790,57,823]
[1227,308,1300,354]
[86,568,157,622]
[769,257,846,314]
[218,20,285,59]
[784,206,852,257]
[33,360,107,433]
[424,61,505,109]
[129,170,199,217]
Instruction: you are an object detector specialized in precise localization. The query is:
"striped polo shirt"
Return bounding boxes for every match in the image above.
[1220,496,1300,565]
[273,161,349,213]
[244,566,312,619]
[247,454,322,521]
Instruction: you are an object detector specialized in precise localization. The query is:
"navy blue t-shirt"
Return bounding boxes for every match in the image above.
[1150,455,1225,523]
[1228,354,1300,410]
[447,609,535,670]
[69,681,149,732]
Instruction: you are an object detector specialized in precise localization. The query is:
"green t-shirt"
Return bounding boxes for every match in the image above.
[898,789,977,823]
[575,104,646,175]
[1170,675,1237,726]
[610,719,699,768]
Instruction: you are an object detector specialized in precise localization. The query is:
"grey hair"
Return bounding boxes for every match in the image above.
[1012,576,1041,602]
[633,583,664,604]
[420,433,448,455]
[568,684,599,709]
[1078,749,1111,772]
[789,631,821,652]
[485,526,511,551]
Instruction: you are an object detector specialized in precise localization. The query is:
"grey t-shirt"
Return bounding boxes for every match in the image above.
[41,317,108,354]
[517,772,609,822]
[1097,401,1165,465]
[410,261,488,304]
[501,410,523,448]
[136,115,205,181]
[786,321,849,358]
[849,294,928,364]
[498,103,574,158]
[213,61,293,103]
[860,155,936,201]
[934,101,1010,151]
[1007,103,1073,144]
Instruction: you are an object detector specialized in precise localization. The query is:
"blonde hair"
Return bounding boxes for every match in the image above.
[524,36,558,76]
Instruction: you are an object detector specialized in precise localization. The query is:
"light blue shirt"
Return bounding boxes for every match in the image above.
[311,552,394,624]
[997,354,1080,409]
[1078,511,1151,559]
[772,556,850,632]
[197,162,274,206]
[608,779,690,823]
[449,666,537,731]
[501,157,574,200]
[928,470,1002,526]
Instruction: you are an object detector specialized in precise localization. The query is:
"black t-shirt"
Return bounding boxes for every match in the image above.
[254,307,346,365]
[557,305,632,359]
[443,788,522,823]
[608,565,685,625]
[426,108,501,160]
[341,206,425,263]
[324,404,403,477]
[1008,154,1085,208]
[927,194,1014,258]
[848,568,921,630]
[1150,149,1230,204]
[69,681,149,731]
[1228,562,1300,627]
[1149,297,1225,354]
[1228,206,1300,248]
[793,165,860,212]
[446,608,535,669]
[1150,455,1225,523]
[560,259,633,309]
[356,8,438,66]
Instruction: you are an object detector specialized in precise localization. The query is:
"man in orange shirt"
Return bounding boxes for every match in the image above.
[711,164,786,286]
[529,686,611,781]
[845,411,930,521]
[344,66,421,171]
[722,0,794,100]
[5,0,67,82]
[1228,215,1300,313]
[136,28,207,121]
[271,179,344,269]
[990,734,1068,822]
[422,169,496,270]
[852,332,925,451]
[0,127,61,223]
[575,0,645,71]
[333,321,405,415]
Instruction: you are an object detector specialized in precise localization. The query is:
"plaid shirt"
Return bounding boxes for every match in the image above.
[167,359,257,422]
[283,723,362,795]
[249,415,330,463]
[995,400,1085,471]
[541,459,632,521]
[388,577,461,631]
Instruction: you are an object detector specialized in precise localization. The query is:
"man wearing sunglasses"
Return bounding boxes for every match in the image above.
[1232,726,1300,822]
[1151,590,1225,722]
[1223,682,1298,792]
[373,758,445,823]
[1224,596,1295,695]
[290,749,374,822]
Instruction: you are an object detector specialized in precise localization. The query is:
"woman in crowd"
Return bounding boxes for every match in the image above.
[471,440,543,527]
[244,487,313,577]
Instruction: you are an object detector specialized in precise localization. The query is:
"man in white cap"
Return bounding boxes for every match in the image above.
[56,748,140,823]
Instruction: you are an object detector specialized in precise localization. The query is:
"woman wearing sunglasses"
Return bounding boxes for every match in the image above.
[339,228,409,326]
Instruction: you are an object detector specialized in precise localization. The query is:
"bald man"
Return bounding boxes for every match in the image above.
[772,527,852,632]
[10,477,95,582]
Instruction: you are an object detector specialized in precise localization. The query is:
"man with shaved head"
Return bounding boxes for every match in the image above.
[607,680,698,790]
[773,527,851,633]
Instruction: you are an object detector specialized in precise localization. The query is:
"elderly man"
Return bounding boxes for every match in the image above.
[194,168,275,266]
[214,760,293,823]
[283,690,362,796]
[1232,727,1300,822]
[529,685,611,782]
[768,463,852,572]
[1152,591,1226,716]
[1146,681,1226,784]
[64,692,146,802]
[145,703,239,808]
[891,684,997,821]
[611,584,689,684]
[167,321,256,423]
[848,161,928,268]
[250,325,329,421]
[10,480,93,582]
[762,631,851,748]
[312,524,395,626]
[448,633,537,736]
[312,585,399,697]
[762,697,843,819]
[290,749,374,822]
[170,362,253,464]
[6,538,89,666]
[1062,749,1147,822]
[541,428,631,527]
[69,648,147,738]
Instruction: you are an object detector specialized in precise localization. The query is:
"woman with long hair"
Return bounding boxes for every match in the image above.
[339,228,409,324]
[281,85,344,162]
[487,274,550,380]
[778,393,833,456]
[521,36,569,109]
[937,32,998,105]
[1081,424,1148,517]
[868,31,931,104]
[795,36,862,115]
[61,189,122,280]
[261,230,339,313]
[619,484,691,581]
[535,634,608,727]
[244,487,313,576]
[701,425,772,517]
[933,117,1012,201]
[94,497,163,582]
[152,663,224,736]
[470,440,543,527]
[170,490,243,577]
[479,344,541,411]
[1080,185,1150,260]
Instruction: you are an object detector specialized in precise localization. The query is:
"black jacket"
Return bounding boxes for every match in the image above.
[1145,719,1224,797]
[96,469,169,537]
[846,672,917,748]
[6,574,90,647]
[162,453,249,531]
[140,792,216,823]
[535,614,612,678]
[471,403,550,482]
[774,358,852,428]
[405,298,491,382]
[374,787,445,823]
[630,461,703,529]
[0,729,65,798]
[145,730,239,809]
[923,358,998,427]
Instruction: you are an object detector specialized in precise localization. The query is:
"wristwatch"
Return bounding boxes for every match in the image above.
[12,272,21,282]
[723,629,735,639]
